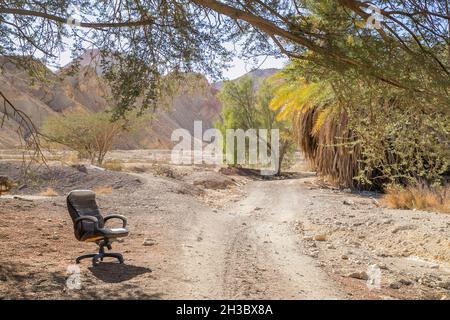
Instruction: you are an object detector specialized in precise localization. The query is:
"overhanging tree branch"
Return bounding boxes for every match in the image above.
[190,0,418,91]
[0,7,158,28]
[0,90,47,165]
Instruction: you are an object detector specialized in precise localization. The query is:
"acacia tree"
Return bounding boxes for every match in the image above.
[42,111,144,165]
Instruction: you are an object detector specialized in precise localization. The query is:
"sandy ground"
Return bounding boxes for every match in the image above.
[1,165,450,300]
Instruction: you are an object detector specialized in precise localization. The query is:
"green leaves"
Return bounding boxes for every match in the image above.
[41,110,145,164]
[216,75,295,171]
[269,75,334,124]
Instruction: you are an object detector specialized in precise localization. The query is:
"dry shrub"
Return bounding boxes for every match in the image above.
[0,176,14,195]
[381,183,450,214]
[40,187,58,197]
[58,151,80,165]
[153,165,180,179]
[102,159,124,172]
[93,186,113,195]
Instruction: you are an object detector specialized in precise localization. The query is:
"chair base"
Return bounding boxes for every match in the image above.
[76,239,124,266]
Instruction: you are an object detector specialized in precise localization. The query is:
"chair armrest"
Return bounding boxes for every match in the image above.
[104,214,127,228]
[74,216,99,229]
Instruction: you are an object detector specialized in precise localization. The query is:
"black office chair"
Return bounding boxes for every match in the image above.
[66,190,129,266]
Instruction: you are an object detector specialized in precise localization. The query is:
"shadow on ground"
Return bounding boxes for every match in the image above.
[88,262,152,283]
[0,261,160,299]
[219,166,316,180]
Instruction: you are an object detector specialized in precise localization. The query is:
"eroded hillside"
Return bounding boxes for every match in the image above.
[0,52,222,149]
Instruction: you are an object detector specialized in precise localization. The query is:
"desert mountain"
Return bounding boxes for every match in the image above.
[213,68,279,90]
[0,53,278,149]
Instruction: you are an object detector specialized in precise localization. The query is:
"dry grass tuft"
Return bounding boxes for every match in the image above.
[152,165,180,179]
[102,159,124,172]
[40,187,58,197]
[0,176,14,195]
[93,186,113,195]
[63,151,80,165]
[381,183,450,214]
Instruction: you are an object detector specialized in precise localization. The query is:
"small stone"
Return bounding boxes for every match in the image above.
[347,271,369,280]
[389,282,401,289]
[392,225,416,234]
[399,279,412,286]
[343,199,354,205]
[341,255,349,260]
[438,281,450,290]
[72,164,88,174]
[351,241,361,247]
[313,234,327,241]
[143,238,157,246]
[379,264,389,270]
[430,264,440,269]
[377,252,390,257]
[13,196,33,202]
[52,234,59,240]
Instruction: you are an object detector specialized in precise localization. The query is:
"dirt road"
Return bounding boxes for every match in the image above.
[175,178,345,299]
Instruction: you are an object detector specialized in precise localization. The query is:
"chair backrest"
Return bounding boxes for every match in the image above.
[67,190,105,240]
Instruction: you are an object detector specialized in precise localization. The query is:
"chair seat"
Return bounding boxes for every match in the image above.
[99,227,129,238]
[80,227,129,242]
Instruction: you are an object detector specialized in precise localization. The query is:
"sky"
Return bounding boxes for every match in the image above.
[222,55,286,80]
[53,42,287,81]
[219,41,287,79]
